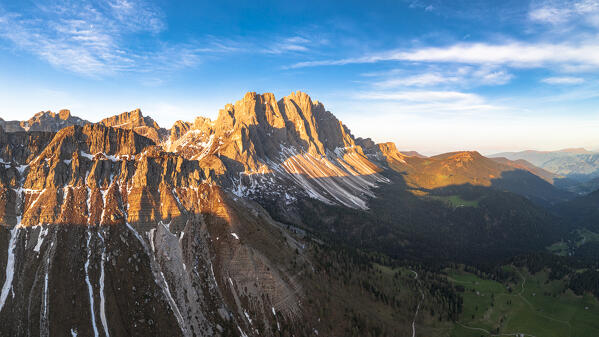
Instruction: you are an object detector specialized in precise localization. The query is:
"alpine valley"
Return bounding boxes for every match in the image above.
[1,91,598,337]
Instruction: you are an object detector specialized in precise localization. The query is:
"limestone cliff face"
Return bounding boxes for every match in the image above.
[0,122,305,337]
[0,124,205,228]
[0,191,304,337]
[100,108,169,144]
[0,110,89,132]
[167,91,387,209]
[2,93,387,210]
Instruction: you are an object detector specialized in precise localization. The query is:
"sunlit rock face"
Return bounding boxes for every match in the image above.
[99,108,169,145]
[0,121,305,337]
[166,91,388,210]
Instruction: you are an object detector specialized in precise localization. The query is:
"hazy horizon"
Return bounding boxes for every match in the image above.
[1,0,599,154]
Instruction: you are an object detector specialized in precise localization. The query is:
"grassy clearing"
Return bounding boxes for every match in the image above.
[546,228,599,256]
[447,267,599,337]
[428,195,481,208]
[577,228,599,247]
[547,241,569,256]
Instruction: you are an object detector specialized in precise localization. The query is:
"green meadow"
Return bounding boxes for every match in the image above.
[448,268,599,337]
[428,195,481,208]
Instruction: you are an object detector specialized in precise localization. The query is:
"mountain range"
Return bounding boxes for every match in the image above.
[491,149,599,190]
[0,91,597,336]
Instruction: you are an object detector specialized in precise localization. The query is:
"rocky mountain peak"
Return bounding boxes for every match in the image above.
[0,110,89,132]
[100,108,167,144]
[203,91,363,165]
[163,91,386,209]
[100,108,156,128]
[58,109,71,120]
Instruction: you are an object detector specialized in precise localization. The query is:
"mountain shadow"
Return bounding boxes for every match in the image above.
[261,169,567,266]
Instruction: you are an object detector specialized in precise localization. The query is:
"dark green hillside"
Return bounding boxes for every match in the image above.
[555,189,599,232]
[265,170,566,265]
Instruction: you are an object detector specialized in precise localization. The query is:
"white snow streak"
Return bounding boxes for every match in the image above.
[84,231,100,337]
[237,326,249,337]
[34,226,49,253]
[98,233,110,337]
[125,223,187,336]
[80,152,95,160]
[42,252,50,323]
[0,226,19,312]
[244,310,252,325]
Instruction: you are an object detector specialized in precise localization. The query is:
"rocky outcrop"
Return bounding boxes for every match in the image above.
[0,191,304,336]
[0,122,307,337]
[0,124,204,228]
[0,110,89,132]
[100,108,169,144]
[167,91,388,209]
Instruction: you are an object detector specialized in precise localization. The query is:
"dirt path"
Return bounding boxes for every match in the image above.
[410,269,424,337]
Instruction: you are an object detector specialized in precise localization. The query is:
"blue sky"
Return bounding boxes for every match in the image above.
[1,0,599,154]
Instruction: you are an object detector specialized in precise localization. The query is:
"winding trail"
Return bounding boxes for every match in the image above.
[454,267,572,337]
[513,270,571,333]
[409,269,424,337]
[456,322,537,337]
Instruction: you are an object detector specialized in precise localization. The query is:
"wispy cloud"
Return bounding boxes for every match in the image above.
[371,65,513,88]
[359,90,481,102]
[374,72,457,87]
[107,0,166,33]
[356,90,501,115]
[0,1,242,77]
[541,76,585,84]
[262,35,329,55]
[265,36,310,53]
[529,0,599,27]
[290,40,599,71]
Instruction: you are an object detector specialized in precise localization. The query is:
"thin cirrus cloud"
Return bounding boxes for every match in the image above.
[0,0,244,77]
[263,36,311,54]
[529,0,599,27]
[290,41,599,70]
[373,73,458,88]
[0,0,168,76]
[541,76,585,84]
[355,90,502,115]
[0,0,321,78]
[358,90,483,103]
[371,66,513,88]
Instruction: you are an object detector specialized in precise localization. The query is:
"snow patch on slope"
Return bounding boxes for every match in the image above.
[0,226,20,312]
[34,226,49,253]
[84,231,100,337]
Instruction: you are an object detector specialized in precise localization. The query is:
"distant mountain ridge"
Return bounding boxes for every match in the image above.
[491,149,599,179]
[0,109,88,132]
[356,141,572,204]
